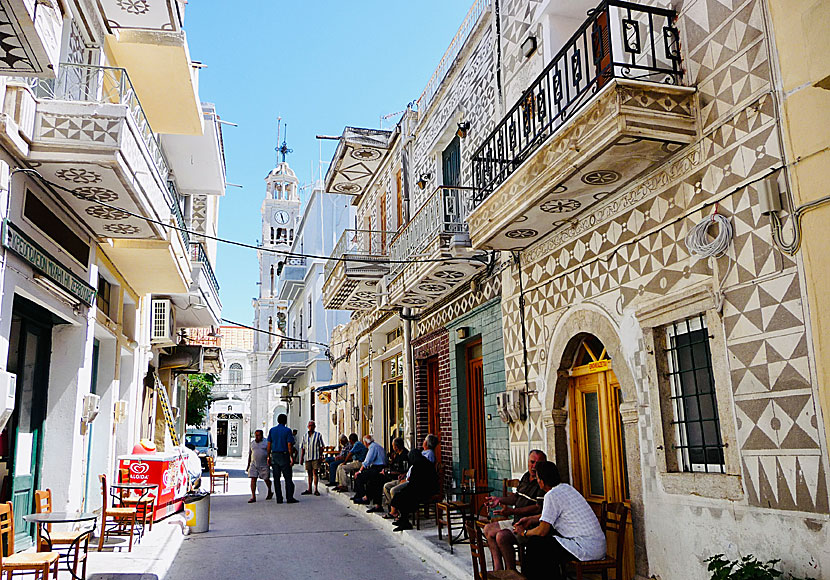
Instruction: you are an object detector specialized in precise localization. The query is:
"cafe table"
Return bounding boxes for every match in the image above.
[23,511,97,580]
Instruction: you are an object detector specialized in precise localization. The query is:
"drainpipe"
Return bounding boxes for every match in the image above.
[403,308,416,451]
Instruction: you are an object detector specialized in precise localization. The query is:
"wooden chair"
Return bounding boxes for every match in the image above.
[98,473,138,552]
[502,478,521,498]
[436,468,475,553]
[567,502,629,580]
[0,501,60,579]
[115,470,156,533]
[414,461,443,530]
[206,457,228,493]
[466,519,525,580]
[34,489,89,579]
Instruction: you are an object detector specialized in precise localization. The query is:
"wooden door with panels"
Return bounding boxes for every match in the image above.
[568,336,633,579]
[465,341,486,514]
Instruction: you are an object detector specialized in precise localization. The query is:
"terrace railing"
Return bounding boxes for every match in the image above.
[472,0,682,204]
[415,0,492,115]
[34,63,171,183]
[324,229,395,283]
[390,186,473,276]
[190,242,220,296]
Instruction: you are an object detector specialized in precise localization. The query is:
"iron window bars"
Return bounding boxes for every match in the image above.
[665,314,725,473]
[471,0,682,203]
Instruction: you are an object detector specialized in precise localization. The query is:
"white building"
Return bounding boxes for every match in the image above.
[268,181,351,436]
[250,155,301,431]
[0,0,226,545]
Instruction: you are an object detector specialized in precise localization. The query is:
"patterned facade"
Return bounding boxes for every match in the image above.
[324,1,830,577]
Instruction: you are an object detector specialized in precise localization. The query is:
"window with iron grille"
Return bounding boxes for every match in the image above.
[664,314,725,473]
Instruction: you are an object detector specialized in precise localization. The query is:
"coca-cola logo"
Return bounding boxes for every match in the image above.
[129,462,149,476]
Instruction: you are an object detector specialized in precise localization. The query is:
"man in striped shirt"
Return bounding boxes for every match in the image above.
[300,420,325,496]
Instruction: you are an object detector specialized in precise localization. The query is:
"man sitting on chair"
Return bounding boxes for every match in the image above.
[482,449,546,571]
[513,461,606,580]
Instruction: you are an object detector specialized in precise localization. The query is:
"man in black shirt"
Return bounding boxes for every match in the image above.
[482,449,547,571]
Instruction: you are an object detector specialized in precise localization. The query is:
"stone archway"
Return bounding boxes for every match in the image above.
[542,305,649,578]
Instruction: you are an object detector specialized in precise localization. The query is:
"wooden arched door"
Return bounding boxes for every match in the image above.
[568,336,633,579]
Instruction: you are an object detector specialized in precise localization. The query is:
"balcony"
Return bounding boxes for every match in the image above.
[211,383,250,401]
[324,127,392,198]
[322,229,393,311]
[387,186,484,309]
[175,242,221,328]
[101,0,201,135]
[268,340,308,383]
[278,257,307,301]
[160,103,227,196]
[468,0,697,250]
[0,0,62,77]
[31,63,191,294]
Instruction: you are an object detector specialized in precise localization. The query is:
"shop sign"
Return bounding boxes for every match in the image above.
[1,220,96,306]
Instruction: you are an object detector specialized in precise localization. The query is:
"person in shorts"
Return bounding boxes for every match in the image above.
[299,420,325,496]
[482,449,547,570]
[247,429,273,503]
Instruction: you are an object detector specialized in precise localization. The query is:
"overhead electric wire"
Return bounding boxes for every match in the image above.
[219,317,330,348]
[18,168,478,267]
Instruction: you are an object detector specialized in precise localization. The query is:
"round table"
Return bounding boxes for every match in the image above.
[23,512,97,580]
[443,487,495,545]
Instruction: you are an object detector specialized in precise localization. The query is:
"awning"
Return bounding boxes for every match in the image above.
[314,382,347,393]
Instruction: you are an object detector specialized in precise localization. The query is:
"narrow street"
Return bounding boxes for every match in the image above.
[166,460,444,580]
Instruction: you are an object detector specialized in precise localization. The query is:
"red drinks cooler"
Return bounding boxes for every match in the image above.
[118,452,188,521]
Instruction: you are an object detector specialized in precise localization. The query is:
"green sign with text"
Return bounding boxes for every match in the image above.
[1,219,96,306]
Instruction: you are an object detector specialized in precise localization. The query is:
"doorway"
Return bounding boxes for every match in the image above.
[568,336,633,579]
[464,341,486,498]
[382,354,404,447]
[360,369,370,438]
[426,357,441,463]
[216,420,228,456]
[3,297,54,550]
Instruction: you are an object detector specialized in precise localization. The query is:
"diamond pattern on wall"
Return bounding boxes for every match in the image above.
[40,114,121,146]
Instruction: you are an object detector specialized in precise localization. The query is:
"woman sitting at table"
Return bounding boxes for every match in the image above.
[513,461,606,580]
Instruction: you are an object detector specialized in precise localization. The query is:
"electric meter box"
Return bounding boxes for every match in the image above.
[0,371,16,432]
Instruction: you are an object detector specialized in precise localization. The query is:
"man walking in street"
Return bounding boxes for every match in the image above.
[267,414,297,504]
[299,420,325,496]
[247,429,273,503]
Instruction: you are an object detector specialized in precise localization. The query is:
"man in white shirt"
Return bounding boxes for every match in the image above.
[246,429,273,503]
[299,420,325,496]
[513,461,606,579]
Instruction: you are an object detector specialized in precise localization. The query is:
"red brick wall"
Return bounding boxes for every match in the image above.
[412,329,453,491]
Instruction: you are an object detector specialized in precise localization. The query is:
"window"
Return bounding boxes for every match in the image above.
[664,314,724,473]
[229,363,243,384]
[386,327,402,344]
[307,298,312,328]
[24,191,89,266]
[96,275,112,318]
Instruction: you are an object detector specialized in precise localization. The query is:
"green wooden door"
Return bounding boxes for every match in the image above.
[6,311,51,550]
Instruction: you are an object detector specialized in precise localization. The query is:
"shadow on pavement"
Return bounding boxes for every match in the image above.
[88,575,159,580]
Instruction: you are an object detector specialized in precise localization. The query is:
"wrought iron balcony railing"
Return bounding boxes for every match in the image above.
[278,339,307,351]
[472,0,682,204]
[390,186,473,275]
[34,63,171,183]
[285,256,307,266]
[167,181,189,247]
[324,229,395,283]
[190,242,220,296]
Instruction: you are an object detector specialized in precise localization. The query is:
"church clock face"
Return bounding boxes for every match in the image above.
[274,210,290,224]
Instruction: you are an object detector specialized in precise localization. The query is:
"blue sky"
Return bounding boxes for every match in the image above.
[185,2,474,324]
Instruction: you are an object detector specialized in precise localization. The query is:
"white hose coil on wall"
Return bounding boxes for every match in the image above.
[685,213,733,259]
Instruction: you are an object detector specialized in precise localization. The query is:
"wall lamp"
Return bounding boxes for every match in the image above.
[521,36,537,58]
[456,121,470,139]
[416,172,433,190]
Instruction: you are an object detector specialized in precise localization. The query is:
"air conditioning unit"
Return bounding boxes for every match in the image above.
[280,385,291,399]
[376,276,389,309]
[495,393,511,424]
[0,371,16,432]
[505,390,527,423]
[496,390,527,424]
[151,299,176,346]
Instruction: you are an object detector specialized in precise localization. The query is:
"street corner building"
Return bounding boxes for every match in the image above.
[0,0,230,545]
[311,0,830,578]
